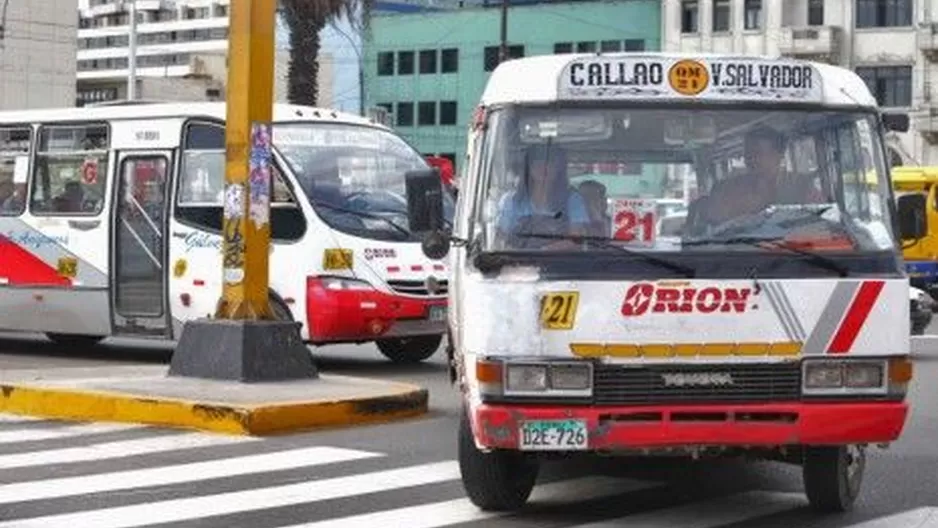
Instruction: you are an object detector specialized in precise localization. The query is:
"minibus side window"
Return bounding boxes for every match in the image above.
[0,126,30,217]
[30,123,109,216]
[175,121,305,241]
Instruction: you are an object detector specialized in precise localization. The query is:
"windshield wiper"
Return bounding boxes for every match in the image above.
[311,201,412,239]
[683,235,849,277]
[513,233,696,278]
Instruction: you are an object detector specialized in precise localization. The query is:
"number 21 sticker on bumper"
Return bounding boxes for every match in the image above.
[613,198,656,246]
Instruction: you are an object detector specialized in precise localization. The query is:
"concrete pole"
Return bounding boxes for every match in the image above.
[214,0,276,320]
[128,0,137,100]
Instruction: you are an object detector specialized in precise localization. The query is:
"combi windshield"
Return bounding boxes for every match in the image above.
[273,123,454,242]
[477,106,898,255]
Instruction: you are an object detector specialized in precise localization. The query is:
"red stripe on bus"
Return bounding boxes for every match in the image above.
[827,280,885,354]
[0,235,71,286]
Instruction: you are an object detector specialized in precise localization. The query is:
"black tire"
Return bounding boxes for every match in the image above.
[458,407,538,512]
[45,333,104,348]
[269,295,293,321]
[375,334,442,363]
[803,445,866,513]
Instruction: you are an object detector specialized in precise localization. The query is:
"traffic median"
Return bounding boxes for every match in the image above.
[0,364,429,435]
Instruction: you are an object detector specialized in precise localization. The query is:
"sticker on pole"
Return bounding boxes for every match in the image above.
[223,183,244,220]
[248,122,272,229]
[612,199,656,246]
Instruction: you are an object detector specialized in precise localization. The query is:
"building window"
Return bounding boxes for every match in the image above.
[808,0,824,25]
[856,66,912,107]
[419,50,437,74]
[600,40,621,52]
[376,102,393,115]
[856,0,912,28]
[31,124,109,216]
[397,51,414,75]
[681,1,698,33]
[624,39,645,51]
[554,42,573,54]
[396,102,414,127]
[576,41,596,53]
[744,0,761,29]
[713,0,730,31]
[439,101,458,125]
[418,102,437,125]
[483,45,524,71]
[377,52,394,75]
[441,48,459,73]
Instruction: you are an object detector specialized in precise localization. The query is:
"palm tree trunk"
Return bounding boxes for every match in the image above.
[283,5,326,106]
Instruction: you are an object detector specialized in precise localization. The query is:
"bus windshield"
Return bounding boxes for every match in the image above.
[273,122,455,242]
[477,105,898,255]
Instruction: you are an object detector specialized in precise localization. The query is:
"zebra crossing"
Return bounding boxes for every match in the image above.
[0,413,935,528]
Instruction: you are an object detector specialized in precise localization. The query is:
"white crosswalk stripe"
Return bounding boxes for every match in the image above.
[0,413,929,528]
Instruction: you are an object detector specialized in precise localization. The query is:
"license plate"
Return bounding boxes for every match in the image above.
[428,305,446,321]
[519,419,588,451]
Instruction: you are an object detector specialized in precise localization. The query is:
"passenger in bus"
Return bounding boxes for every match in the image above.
[0,179,19,213]
[578,180,610,237]
[54,181,85,213]
[496,144,590,249]
[698,126,823,225]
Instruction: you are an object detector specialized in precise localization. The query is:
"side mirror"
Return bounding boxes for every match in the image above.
[405,169,450,259]
[883,112,910,133]
[897,193,928,240]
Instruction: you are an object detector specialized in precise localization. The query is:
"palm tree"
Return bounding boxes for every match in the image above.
[280,0,372,107]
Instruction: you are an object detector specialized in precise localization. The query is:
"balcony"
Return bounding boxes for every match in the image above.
[918,23,938,62]
[915,107,938,144]
[777,26,843,63]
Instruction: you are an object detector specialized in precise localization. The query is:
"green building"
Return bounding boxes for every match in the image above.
[362,0,662,174]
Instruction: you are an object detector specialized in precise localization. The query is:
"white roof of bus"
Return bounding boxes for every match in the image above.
[480,52,877,108]
[0,101,386,129]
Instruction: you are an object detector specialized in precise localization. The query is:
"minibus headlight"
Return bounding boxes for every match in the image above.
[506,364,548,392]
[845,363,884,388]
[318,276,373,291]
[550,363,591,390]
[802,359,887,394]
[804,362,844,389]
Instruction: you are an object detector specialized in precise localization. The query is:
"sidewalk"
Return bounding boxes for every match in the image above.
[0,365,428,435]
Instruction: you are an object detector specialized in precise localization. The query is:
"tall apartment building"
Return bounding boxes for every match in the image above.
[662,0,935,166]
[75,0,333,108]
[0,0,77,109]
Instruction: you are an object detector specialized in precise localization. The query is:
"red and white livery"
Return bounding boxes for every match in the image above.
[403,53,924,513]
[0,102,452,363]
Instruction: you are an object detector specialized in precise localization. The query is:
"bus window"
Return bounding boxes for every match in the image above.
[175,121,305,240]
[0,126,30,216]
[30,123,109,216]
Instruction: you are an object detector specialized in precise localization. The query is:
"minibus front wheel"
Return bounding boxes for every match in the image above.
[375,334,442,363]
[803,444,866,513]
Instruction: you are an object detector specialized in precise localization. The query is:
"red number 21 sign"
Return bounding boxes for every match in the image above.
[612,199,656,245]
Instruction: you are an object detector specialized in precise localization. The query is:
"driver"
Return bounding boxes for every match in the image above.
[496,144,590,248]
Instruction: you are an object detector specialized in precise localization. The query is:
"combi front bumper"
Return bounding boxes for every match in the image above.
[471,401,909,450]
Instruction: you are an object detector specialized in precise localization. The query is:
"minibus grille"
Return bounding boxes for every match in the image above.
[592,362,802,405]
[387,279,448,297]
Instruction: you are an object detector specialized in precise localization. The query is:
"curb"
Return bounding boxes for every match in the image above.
[0,381,429,436]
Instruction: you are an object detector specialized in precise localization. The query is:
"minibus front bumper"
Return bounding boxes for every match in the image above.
[305,276,446,342]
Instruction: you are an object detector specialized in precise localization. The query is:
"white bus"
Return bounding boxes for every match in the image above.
[405,53,922,512]
[0,102,454,363]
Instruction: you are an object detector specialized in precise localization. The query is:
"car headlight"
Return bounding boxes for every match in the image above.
[802,359,887,394]
[479,359,593,397]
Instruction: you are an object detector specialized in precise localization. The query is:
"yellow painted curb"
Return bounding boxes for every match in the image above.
[0,382,429,436]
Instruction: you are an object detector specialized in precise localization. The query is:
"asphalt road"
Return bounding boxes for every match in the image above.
[1,329,937,528]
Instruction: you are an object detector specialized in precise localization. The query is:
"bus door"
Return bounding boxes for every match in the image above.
[110,151,173,337]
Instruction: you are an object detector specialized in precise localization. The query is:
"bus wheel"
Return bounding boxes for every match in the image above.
[375,334,442,363]
[803,445,866,513]
[45,333,104,349]
[458,406,538,512]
